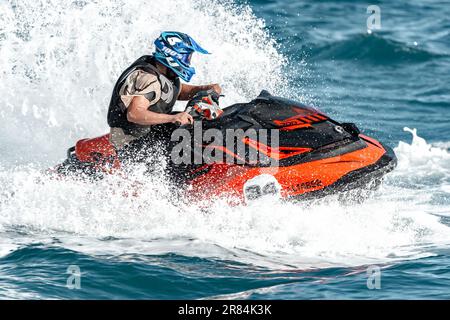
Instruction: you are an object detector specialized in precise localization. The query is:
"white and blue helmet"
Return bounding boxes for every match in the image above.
[153,31,209,82]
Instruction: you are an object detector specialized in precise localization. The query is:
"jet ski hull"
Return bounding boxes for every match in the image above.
[53,91,397,203]
[184,135,396,202]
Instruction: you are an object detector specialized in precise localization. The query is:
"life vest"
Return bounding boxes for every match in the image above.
[107,55,181,137]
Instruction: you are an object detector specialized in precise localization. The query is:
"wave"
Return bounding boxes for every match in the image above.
[1,128,450,271]
[311,33,444,64]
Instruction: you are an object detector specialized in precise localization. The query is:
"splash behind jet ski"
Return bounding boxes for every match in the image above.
[53,90,397,203]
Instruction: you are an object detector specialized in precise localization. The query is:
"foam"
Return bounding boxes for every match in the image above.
[1,128,450,268]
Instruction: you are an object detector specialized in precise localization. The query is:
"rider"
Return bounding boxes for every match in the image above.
[107,31,221,150]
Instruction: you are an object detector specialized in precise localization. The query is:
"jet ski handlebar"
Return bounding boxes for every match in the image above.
[175,90,224,127]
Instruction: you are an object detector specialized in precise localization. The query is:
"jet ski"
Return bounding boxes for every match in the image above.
[53,90,397,203]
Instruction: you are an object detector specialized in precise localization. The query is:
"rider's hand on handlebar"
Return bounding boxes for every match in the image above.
[209,83,222,95]
[172,112,193,126]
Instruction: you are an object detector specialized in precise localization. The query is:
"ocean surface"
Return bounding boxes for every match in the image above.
[1,0,450,299]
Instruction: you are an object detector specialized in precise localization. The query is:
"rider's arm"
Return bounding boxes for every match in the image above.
[178,83,222,100]
[127,96,176,125]
[127,97,192,126]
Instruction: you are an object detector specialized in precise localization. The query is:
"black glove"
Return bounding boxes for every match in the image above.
[188,89,220,108]
[186,90,223,121]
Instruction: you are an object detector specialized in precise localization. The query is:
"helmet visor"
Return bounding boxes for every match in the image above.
[180,52,193,66]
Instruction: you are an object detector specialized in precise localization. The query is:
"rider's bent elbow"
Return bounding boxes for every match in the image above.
[126,109,139,123]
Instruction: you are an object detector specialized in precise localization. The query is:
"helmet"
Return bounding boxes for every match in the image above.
[153,31,209,82]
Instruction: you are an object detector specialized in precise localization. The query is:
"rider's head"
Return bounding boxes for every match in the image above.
[153,31,209,82]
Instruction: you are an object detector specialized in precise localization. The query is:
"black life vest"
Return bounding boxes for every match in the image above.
[107,55,181,137]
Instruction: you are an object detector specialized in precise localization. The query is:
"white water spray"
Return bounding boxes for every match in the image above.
[0,0,287,166]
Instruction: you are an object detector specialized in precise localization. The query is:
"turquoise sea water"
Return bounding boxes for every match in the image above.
[0,0,450,299]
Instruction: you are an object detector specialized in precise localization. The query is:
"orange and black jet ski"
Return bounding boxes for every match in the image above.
[54,90,397,202]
